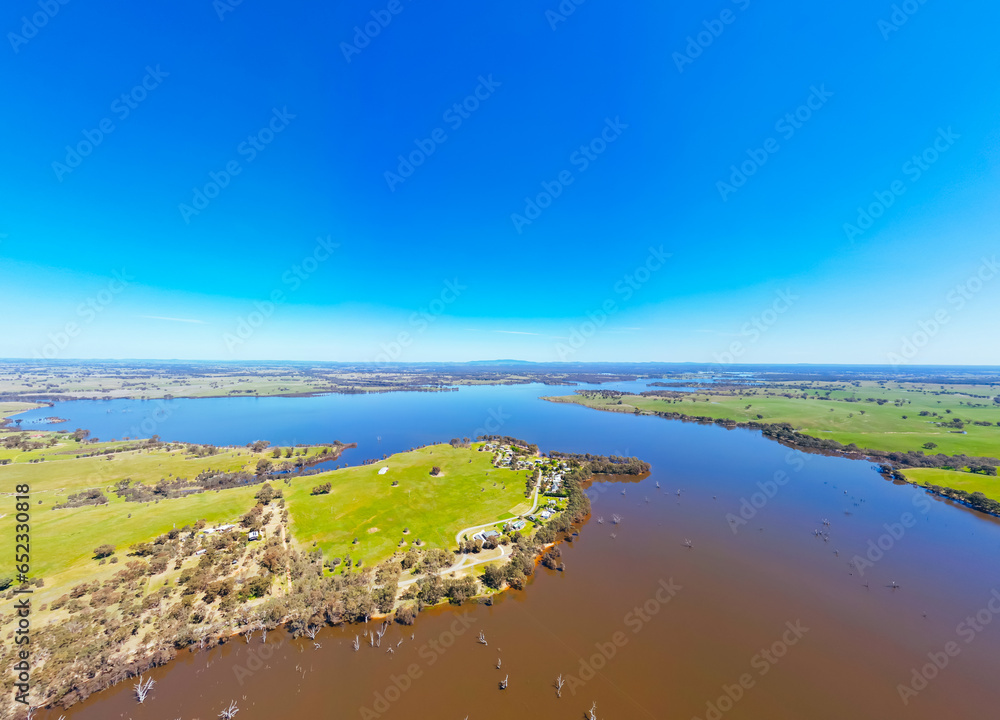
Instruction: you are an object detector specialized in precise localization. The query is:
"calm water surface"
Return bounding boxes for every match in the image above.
[23,383,1000,719]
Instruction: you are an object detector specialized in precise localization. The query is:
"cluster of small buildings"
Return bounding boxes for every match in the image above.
[483,444,570,488]
[201,523,237,535]
[528,499,563,524]
[472,529,501,543]
[200,523,260,541]
[483,443,536,471]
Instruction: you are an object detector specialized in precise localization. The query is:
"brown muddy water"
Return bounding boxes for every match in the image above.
[28,384,1000,719]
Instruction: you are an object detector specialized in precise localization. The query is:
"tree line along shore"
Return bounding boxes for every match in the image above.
[546,380,1000,516]
[0,408,646,715]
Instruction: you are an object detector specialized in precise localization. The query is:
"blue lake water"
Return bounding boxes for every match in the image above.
[18,379,695,458]
[19,381,1000,720]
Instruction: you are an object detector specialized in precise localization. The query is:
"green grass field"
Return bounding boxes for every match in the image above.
[547,381,1000,457]
[286,443,532,566]
[0,434,530,611]
[902,467,1000,502]
[547,380,1000,502]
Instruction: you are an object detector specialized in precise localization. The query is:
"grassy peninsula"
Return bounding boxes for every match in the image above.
[0,402,632,715]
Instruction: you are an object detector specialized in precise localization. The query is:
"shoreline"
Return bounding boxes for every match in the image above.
[2,427,623,715]
[543,395,1000,518]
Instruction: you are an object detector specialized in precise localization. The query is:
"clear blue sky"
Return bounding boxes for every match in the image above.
[2,0,998,364]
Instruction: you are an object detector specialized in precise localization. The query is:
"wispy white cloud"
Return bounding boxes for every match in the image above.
[139,315,206,324]
[494,330,543,336]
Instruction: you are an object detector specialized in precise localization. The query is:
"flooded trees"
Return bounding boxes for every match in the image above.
[394,603,417,625]
[541,547,562,570]
[133,675,154,703]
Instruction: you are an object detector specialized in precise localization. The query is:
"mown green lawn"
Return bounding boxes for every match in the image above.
[286,443,532,566]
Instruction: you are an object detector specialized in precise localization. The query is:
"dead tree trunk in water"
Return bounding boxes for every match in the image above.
[219,699,240,718]
[555,674,564,697]
[477,631,487,645]
[134,675,154,703]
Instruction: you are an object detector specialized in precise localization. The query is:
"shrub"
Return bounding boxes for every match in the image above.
[395,604,417,625]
